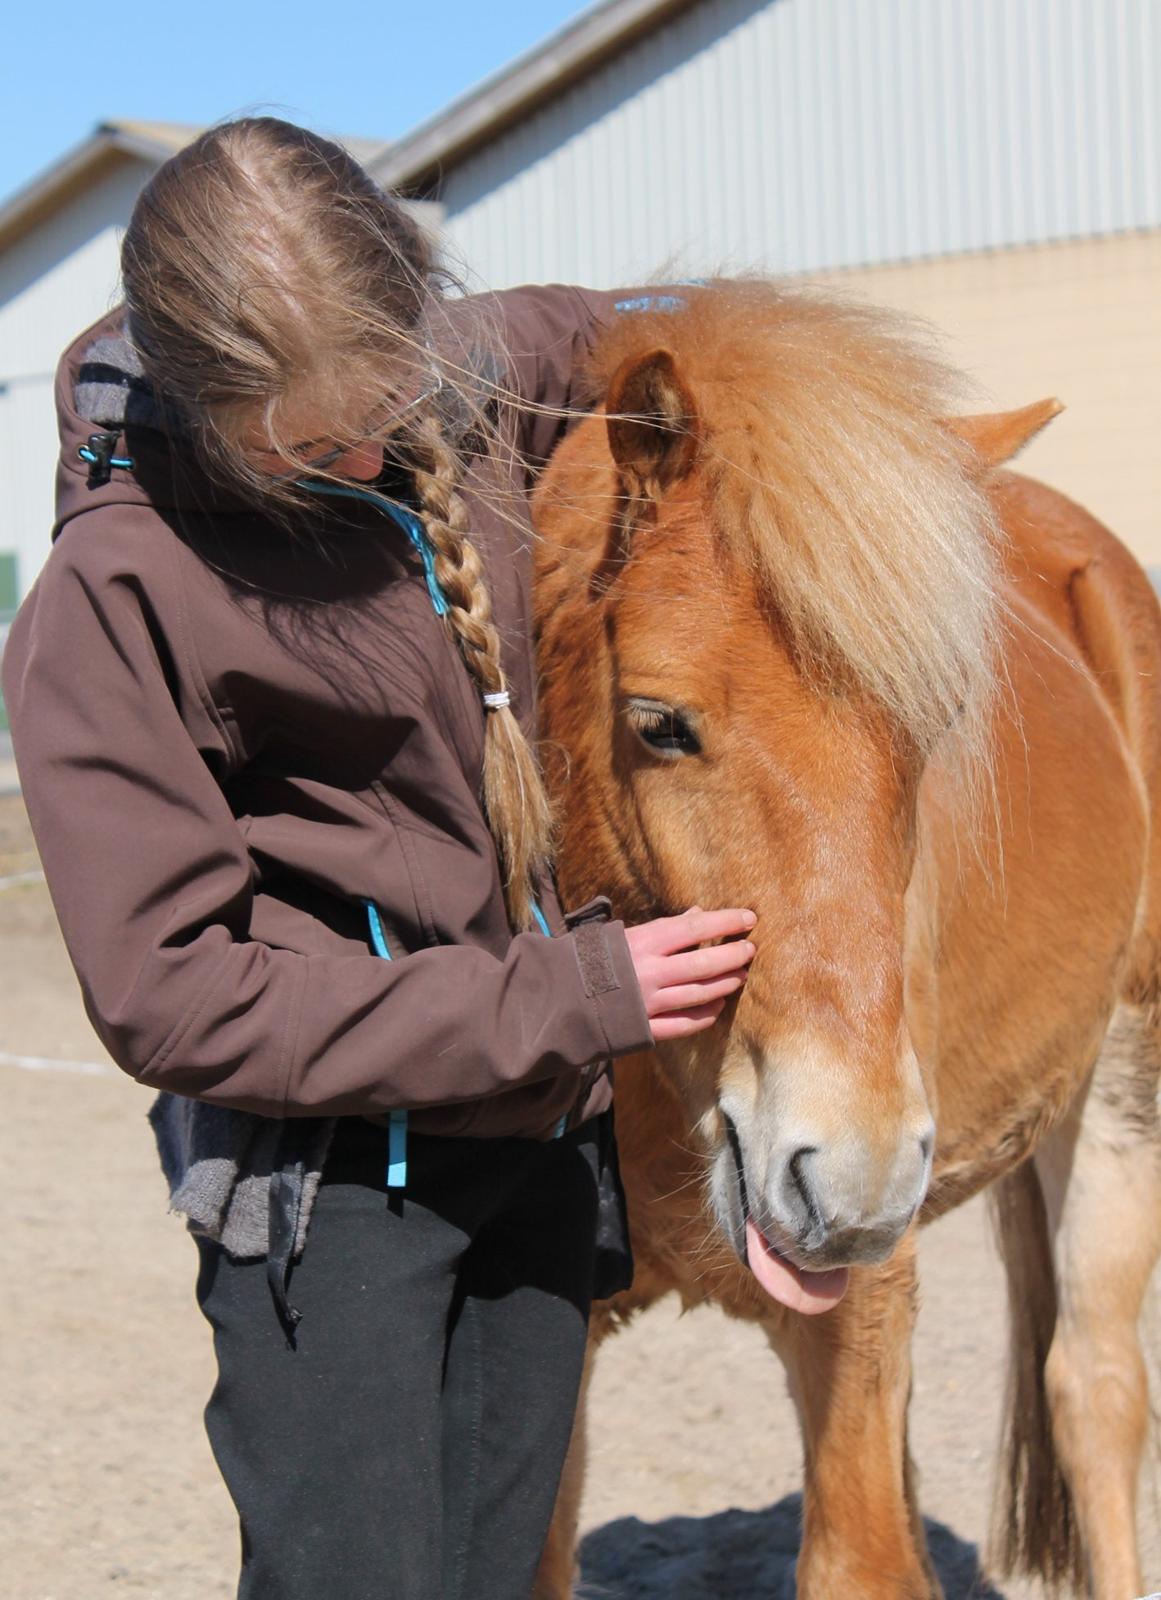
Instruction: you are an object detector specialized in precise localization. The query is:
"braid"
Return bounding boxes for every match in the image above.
[411,413,554,929]
[119,117,555,925]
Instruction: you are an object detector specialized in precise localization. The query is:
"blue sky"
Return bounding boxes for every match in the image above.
[2,1,594,207]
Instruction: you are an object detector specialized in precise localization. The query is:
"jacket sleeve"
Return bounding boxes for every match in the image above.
[2,534,653,1118]
[482,282,659,469]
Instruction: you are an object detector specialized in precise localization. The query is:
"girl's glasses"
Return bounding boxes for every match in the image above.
[249,355,445,480]
[296,365,444,475]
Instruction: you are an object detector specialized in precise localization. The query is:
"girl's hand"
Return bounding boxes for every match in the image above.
[624,906,757,1040]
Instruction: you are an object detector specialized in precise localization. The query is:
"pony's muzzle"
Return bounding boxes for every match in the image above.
[718,1066,935,1271]
[762,1124,934,1266]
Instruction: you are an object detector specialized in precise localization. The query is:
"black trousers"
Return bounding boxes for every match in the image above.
[195,1120,600,1600]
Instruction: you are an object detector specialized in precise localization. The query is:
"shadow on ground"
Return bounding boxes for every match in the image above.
[577,1494,1006,1598]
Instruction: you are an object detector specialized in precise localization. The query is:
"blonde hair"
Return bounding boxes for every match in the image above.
[120,116,551,927]
[590,281,1004,796]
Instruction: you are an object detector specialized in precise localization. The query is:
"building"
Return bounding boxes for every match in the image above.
[2,0,1158,653]
[367,0,1161,572]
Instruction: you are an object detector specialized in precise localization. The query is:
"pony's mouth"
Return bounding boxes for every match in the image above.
[723,1115,850,1316]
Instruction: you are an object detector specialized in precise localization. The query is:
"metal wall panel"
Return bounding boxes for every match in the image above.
[0,159,146,608]
[439,0,1161,290]
[0,161,143,375]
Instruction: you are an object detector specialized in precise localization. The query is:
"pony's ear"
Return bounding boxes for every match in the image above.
[606,348,700,493]
[947,398,1064,466]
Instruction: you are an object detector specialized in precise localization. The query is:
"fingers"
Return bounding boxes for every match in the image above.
[650,973,746,1013]
[659,938,755,986]
[625,907,757,966]
[629,938,755,1018]
[648,906,757,956]
[624,905,760,1039]
[649,998,729,1040]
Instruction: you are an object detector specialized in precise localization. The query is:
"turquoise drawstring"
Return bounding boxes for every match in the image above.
[363,895,566,1175]
[528,902,569,1137]
[363,899,409,1188]
[77,443,134,471]
[300,480,449,617]
[365,899,393,961]
[338,477,566,1156]
[386,1111,409,1187]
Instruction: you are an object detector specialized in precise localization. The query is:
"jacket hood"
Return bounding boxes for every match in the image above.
[53,301,506,544]
[53,307,259,539]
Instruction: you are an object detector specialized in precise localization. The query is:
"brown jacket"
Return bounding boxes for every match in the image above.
[3,284,653,1144]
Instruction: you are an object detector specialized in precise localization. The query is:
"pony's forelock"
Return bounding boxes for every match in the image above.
[590,281,1005,794]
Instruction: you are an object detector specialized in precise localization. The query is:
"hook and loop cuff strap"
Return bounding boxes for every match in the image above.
[564,897,621,998]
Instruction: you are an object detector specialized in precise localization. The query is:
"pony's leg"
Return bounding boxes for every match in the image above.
[903,1429,942,1598]
[1032,1004,1161,1599]
[533,1332,596,1600]
[774,1235,940,1600]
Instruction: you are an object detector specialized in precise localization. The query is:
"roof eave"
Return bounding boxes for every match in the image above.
[0,121,399,258]
[0,132,122,253]
[370,0,701,191]
[0,123,189,255]
[98,119,201,164]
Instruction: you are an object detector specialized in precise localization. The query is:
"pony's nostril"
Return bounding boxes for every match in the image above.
[785,1145,823,1231]
[919,1127,935,1165]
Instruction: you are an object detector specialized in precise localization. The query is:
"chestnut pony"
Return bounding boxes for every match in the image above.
[530,283,1161,1599]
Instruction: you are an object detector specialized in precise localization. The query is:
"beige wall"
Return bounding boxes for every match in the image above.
[816,230,1161,572]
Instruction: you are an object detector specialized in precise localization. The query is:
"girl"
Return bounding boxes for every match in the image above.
[3,118,755,1599]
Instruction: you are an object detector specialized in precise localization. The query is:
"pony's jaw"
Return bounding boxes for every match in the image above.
[710,1037,934,1276]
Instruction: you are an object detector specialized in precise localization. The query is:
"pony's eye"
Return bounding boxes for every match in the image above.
[625,698,702,758]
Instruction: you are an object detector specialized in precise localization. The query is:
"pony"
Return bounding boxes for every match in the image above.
[529,281,1161,1599]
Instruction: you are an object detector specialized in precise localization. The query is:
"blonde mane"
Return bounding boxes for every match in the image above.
[589,281,1004,778]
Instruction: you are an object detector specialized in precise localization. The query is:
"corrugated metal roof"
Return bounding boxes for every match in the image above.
[104,118,389,169]
[436,0,1161,286]
[369,0,700,190]
[101,119,203,156]
[0,129,145,252]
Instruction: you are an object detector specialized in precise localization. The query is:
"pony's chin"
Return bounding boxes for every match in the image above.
[745,1218,850,1315]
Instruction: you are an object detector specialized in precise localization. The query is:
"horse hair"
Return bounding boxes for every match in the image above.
[989,1164,1085,1592]
[587,279,1005,806]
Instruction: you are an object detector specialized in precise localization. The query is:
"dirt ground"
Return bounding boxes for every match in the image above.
[2,788,1158,1600]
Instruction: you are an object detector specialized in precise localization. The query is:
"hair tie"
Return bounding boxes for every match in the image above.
[482,690,510,713]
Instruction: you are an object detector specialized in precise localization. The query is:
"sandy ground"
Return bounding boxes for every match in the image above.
[2,787,1158,1600]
